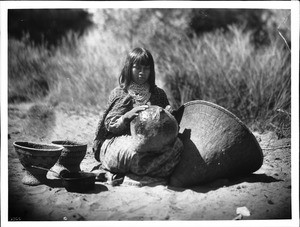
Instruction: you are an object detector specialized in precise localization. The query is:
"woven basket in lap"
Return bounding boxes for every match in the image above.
[169,100,263,187]
[130,105,178,152]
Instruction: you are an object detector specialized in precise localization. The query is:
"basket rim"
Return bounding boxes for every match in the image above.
[61,171,96,181]
[182,100,248,131]
[180,100,262,153]
[51,140,87,147]
[13,141,64,152]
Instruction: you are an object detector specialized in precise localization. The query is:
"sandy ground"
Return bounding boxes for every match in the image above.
[6,102,292,222]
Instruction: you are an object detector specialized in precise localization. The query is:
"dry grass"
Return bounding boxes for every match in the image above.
[159,26,290,133]
[8,9,291,136]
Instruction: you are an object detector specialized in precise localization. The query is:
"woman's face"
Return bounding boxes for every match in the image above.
[131,63,150,85]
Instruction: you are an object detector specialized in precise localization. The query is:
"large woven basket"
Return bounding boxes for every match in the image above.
[13,141,63,185]
[169,100,263,187]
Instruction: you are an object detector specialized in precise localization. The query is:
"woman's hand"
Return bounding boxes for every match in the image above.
[165,105,173,113]
[123,105,149,121]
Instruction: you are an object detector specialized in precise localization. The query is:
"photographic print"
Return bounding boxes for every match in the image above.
[1,1,299,226]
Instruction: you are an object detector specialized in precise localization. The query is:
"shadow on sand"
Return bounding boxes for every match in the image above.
[44,178,109,194]
[167,173,282,193]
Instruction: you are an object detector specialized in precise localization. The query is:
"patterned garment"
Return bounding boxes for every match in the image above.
[92,85,182,178]
[93,85,170,161]
[130,137,183,177]
[100,136,183,178]
[127,82,151,106]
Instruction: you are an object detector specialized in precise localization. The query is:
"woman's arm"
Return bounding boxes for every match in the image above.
[105,114,128,134]
[105,105,149,134]
[104,91,131,135]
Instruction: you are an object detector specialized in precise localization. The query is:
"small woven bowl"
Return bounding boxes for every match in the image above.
[49,140,87,178]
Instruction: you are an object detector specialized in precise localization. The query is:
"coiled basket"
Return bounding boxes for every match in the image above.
[13,141,63,186]
[50,140,87,178]
[169,100,263,187]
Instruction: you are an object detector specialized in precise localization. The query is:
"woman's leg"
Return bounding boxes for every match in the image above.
[99,135,140,174]
[99,135,183,178]
[130,137,183,178]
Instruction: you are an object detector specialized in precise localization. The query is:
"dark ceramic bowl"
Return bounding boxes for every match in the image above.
[61,171,96,193]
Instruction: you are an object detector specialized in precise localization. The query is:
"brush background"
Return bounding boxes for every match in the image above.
[8,8,291,137]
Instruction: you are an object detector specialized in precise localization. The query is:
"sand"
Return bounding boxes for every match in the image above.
[6,102,292,222]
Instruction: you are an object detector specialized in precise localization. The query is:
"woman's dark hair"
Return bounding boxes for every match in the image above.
[119,47,156,92]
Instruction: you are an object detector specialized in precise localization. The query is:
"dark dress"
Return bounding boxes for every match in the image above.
[92,86,183,178]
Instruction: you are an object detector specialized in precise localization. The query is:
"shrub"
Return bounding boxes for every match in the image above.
[8,8,291,135]
[8,9,94,47]
[159,26,290,134]
[8,37,54,103]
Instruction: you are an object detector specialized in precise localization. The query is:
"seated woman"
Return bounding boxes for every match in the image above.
[92,47,183,180]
